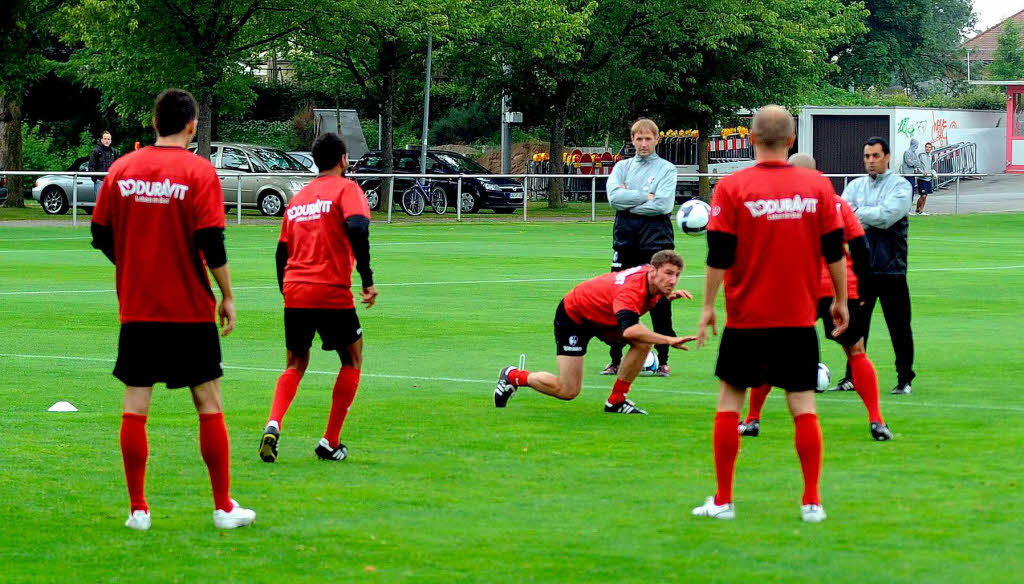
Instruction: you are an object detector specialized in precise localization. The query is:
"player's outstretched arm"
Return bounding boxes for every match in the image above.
[667,289,694,301]
[622,323,697,350]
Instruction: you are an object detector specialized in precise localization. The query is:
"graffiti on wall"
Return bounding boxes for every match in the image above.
[897,114,959,147]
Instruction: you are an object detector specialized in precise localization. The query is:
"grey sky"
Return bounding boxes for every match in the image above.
[972,1,1023,35]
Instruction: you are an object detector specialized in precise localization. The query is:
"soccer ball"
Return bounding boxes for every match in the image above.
[817,363,831,392]
[640,351,660,376]
[676,199,711,236]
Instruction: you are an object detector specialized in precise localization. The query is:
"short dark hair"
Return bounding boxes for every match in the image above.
[864,136,890,155]
[101,130,111,138]
[153,89,197,137]
[650,250,684,270]
[312,132,348,171]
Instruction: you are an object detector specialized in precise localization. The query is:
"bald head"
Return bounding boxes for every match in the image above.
[751,105,795,152]
[788,153,816,170]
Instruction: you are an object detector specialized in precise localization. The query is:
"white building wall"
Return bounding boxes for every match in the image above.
[892,108,1003,171]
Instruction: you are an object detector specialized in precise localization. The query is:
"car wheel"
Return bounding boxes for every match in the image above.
[493,207,515,214]
[258,191,285,216]
[365,188,382,211]
[460,191,481,214]
[41,186,69,215]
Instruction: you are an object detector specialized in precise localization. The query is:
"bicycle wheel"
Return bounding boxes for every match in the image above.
[429,186,448,215]
[401,187,425,216]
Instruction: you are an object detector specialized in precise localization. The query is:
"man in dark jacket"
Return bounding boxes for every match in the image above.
[89,131,118,197]
[841,137,915,395]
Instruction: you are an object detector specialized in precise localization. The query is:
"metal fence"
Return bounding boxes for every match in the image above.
[931,142,978,188]
[0,169,990,225]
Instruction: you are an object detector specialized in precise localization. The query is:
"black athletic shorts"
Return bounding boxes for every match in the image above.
[714,327,819,392]
[817,297,866,348]
[284,308,362,354]
[554,300,612,357]
[113,322,223,389]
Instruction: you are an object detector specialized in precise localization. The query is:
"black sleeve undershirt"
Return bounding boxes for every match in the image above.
[276,241,288,294]
[820,228,845,264]
[344,215,374,288]
[706,230,737,269]
[90,221,115,264]
[616,309,640,332]
[195,227,227,269]
[847,235,872,298]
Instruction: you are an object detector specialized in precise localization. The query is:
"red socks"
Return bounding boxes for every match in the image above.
[508,368,531,387]
[607,379,632,405]
[794,413,823,506]
[324,367,360,448]
[746,384,771,423]
[120,413,149,513]
[713,411,740,505]
[268,368,303,426]
[198,412,233,512]
[849,353,884,424]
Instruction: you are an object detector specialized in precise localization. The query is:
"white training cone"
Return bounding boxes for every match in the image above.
[48,401,78,413]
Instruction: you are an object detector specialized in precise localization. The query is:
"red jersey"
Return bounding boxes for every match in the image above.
[818,197,864,300]
[92,146,225,324]
[279,175,370,309]
[708,162,842,328]
[563,265,663,328]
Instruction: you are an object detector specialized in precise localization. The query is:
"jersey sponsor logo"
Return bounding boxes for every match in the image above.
[712,205,722,216]
[118,178,189,203]
[744,195,818,220]
[287,199,333,222]
[614,265,645,285]
[561,345,583,352]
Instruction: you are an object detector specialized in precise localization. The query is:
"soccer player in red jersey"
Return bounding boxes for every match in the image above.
[258,132,377,463]
[494,250,697,414]
[692,106,848,523]
[739,153,894,442]
[90,89,255,531]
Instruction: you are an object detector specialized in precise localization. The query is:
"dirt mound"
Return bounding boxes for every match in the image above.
[476,142,550,174]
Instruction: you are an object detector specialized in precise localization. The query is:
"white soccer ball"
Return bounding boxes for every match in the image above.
[676,199,711,236]
[817,363,831,392]
[640,351,660,376]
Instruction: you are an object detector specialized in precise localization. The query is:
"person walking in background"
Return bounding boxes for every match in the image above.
[88,130,117,198]
[915,142,935,216]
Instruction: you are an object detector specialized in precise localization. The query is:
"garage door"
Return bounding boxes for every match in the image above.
[813,115,889,194]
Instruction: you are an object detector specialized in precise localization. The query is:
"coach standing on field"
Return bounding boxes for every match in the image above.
[604,118,679,377]
[842,137,915,395]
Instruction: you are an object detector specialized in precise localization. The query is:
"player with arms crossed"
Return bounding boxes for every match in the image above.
[494,250,696,414]
[692,106,848,523]
[259,132,377,463]
[91,89,255,531]
[739,153,893,442]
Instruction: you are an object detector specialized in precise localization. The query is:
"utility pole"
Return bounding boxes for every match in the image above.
[419,33,433,176]
[500,64,512,174]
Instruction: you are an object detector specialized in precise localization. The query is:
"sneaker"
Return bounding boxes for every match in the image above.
[692,496,735,520]
[827,377,855,392]
[125,510,151,531]
[259,425,279,463]
[213,499,256,529]
[917,211,930,216]
[599,363,618,376]
[891,383,912,395]
[604,399,648,415]
[738,419,760,437]
[494,365,518,407]
[314,437,348,461]
[870,421,894,441]
[800,503,827,523]
[654,364,670,377]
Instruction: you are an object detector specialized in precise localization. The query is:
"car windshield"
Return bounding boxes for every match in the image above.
[250,148,307,171]
[432,153,489,174]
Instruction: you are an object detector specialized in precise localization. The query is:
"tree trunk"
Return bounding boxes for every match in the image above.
[196,87,215,160]
[546,84,571,209]
[380,40,397,199]
[697,118,711,201]
[0,93,25,208]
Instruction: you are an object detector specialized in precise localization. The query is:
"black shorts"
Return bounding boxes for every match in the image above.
[113,322,223,389]
[817,297,866,348]
[285,308,362,354]
[714,327,819,392]
[554,300,613,357]
[918,179,933,195]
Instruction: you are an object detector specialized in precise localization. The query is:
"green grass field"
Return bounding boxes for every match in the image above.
[1,213,1021,583]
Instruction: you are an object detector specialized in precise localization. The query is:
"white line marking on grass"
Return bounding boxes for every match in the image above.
[0,236,90,242]
[913,265,1024,272]
[5,352,1023,414]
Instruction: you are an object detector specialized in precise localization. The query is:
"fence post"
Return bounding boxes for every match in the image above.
[522,176,528,221]
[456,175,463,222]
[386,178,394,224]
[843,175,848,191]
[236,176,243,226]
[591,175,596,222]
[955,174,960,215]
[72,174,79,226]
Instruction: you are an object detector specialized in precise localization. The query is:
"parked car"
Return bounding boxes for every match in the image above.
[351,149,524,214]
[30,157,94,214]
[188,142,313,216]
[287,151,319,174]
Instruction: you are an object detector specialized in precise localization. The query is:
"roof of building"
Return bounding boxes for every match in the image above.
[965,9,1024,61]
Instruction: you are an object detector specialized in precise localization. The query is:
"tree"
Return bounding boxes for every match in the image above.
[59,0,318,158]
[988,20,1024,81]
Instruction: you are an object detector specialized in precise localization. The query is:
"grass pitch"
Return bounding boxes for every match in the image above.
[1,212,1021,583]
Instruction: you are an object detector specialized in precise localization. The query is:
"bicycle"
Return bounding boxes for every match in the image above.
[400,179,448,216]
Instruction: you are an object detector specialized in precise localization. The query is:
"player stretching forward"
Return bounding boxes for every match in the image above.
[692,106,848,523]
[91,89,255,530]
[494,250,696,414]
[259,132,377,463]
[739,153,893,442]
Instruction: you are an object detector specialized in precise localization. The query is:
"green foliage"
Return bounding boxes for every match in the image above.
[429,103,496,145]
[803,84,1005,110]
[20,127,94,171]
[217,120,303,151]
[988,20,1024,82]
[0,0,54,97]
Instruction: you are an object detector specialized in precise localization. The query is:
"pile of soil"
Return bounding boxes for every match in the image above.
[475,142,549,173]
